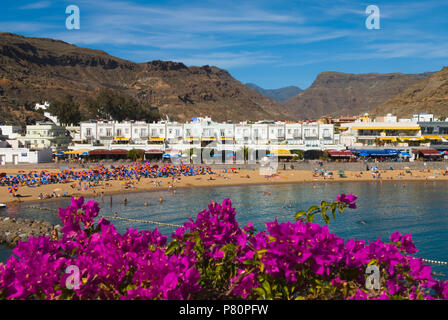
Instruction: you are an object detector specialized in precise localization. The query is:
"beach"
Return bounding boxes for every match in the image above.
[1,166,448,205]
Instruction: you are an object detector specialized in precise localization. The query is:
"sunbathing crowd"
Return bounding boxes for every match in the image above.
[0,163,214,187]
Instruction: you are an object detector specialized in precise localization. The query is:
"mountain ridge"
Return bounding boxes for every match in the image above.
[281,71,434,120]
[372,67,448,118]
[245,83,302,102]
[0,32,289,125]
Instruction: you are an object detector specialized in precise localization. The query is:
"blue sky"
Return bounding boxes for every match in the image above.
[2,0,448,89]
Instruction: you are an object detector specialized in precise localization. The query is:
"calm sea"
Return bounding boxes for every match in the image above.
[1,180,448,276]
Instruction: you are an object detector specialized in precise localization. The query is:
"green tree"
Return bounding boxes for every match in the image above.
[48,95,81,125]
[127,149,144,161]
[291,150,304,160]
[87,89,160,122]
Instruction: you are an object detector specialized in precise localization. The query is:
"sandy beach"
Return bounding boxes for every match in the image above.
[1,167,448,205]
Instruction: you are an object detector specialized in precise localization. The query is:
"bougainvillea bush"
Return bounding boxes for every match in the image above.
[0,195,447,300]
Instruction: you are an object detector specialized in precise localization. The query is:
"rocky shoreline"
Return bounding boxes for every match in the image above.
[0,217,60,247]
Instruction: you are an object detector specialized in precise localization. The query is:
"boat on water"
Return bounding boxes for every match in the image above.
[0,204,6,208]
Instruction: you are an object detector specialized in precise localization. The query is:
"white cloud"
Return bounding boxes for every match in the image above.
[19,1,51,10]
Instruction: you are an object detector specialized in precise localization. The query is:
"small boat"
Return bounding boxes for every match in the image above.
[0,203,6,208]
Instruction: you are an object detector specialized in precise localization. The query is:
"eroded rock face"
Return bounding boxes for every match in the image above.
[0,32,288,124]
[281,71,433,120]
[0,216,55,247]
[373,67,448,118]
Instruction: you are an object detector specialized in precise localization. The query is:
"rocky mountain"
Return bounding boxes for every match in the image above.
[245,83,302,102]
[0,33,288,125]
[281,71,433,120]
[372,67,448,118]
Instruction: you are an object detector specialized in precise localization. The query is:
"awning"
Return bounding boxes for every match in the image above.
[145,149,164,155]
[379,137,397,141]
[270,149,293,157]
[424,136,442,140]
[108,149,128,155]
[89,149,128,155]
[399,137,424,141]
[350,126,420,130]
[400,152,412,157]
[65,149,90,155]
[201,137,215,141]
[327,150,354,157]
[149,137,165,141]
[89,149,108,155]
[163,153,181,158]
[113,137,130,141]
[416,149,443,156]
[351,149,399,156]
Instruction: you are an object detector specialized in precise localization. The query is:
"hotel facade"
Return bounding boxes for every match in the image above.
[71,117,342,154]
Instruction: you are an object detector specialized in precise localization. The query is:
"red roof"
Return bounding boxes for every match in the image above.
[89,149,108,155]
[327,150,354,157]
[145,149,164,154]
[415,149,442,156]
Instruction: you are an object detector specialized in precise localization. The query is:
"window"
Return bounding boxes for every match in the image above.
[86,128,92,136]
[106,128,112,137]
[141,129,147,136]
[304,129,310,137]
[151,129,157,136]
[175,129,181,137]
[125,128,129,134]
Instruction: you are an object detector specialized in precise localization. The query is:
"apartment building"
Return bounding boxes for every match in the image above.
[18,122,72,152]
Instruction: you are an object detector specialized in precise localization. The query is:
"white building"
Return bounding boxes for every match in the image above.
[0,125,22,139]
[0,145,52,165]
[411,113,435,122]
[73,117,341,154]
[340,117,422,147]
[18,122,72,152]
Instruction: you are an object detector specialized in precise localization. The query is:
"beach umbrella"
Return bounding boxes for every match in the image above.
[400,152,411,157]
[8,185,18,194]
[371,166,378,171]
[359,152,370,157]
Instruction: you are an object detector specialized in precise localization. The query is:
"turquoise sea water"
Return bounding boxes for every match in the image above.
[1,180,448,276]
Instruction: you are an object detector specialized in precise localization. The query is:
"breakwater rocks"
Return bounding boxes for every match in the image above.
[0,217,60,247]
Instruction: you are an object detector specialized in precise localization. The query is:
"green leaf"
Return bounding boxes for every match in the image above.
[295,211,306,220]
[322,212,330,224]
[261,280,272,297]
[308,212,317,223]
[307,206,320,215]
[331,207,337,219]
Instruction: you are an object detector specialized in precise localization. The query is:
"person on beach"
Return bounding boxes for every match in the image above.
[144,201,148,206]
[159,197,163,203]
